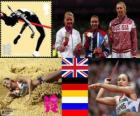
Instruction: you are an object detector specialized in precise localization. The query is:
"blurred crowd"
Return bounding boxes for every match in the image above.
[88,60,140,116]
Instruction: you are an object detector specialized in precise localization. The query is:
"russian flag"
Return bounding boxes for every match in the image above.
[62,78,88,116]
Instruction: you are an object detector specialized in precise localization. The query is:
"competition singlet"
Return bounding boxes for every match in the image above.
[116,95,139,116]
[116,97,130,115]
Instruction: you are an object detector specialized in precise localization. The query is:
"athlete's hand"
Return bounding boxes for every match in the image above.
[58,46,65,52]
[73,43,84,56]
[63,38,69,46]
[94,48,103,54]
[31,33,35,38]
[88,83,101,89]
[104,78,111,84]
[97,53,105,58]
[132,56,136,58]
[14,35,21,44]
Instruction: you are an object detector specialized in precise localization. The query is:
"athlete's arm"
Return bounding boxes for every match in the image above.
[96,95,116,106]
[101,83,134,94]
[19,14,35,38]
[27,79,32,97]
[20,23,28,34]
[97,86,116,106]
[14,23,28,44]
[55,30,65,52]
[44,70,61,82]
[89,78,116,106]
[90,83,134,95]
[130,21,137,57]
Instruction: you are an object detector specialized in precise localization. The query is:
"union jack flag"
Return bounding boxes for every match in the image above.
[62,58,88,78]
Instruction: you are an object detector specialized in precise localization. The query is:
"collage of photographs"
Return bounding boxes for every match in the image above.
[0,0,140,116]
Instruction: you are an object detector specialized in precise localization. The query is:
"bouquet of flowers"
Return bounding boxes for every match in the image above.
[73,43,85,57]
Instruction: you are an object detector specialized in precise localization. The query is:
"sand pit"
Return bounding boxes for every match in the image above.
[0,58,61,116]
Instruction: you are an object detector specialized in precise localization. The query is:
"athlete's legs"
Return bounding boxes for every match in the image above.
[35,26,45,51]
[31,15,45,51]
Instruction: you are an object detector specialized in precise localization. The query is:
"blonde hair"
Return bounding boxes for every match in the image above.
[64,11,74,18]
[91,15,99,19]
[116,1,127,12]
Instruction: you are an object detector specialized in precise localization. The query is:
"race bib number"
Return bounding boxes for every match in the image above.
[116,98,130,115]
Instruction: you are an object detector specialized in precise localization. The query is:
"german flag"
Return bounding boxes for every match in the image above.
[62,78,88,116]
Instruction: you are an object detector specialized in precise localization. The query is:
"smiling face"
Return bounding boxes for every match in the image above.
[64,12,74,29]
[117,74,129,86]
[116,2,126,18]
[3,79,12,89]
[90,16,99,31]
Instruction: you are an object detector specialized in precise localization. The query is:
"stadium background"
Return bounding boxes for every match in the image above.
[52,0,140,55]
